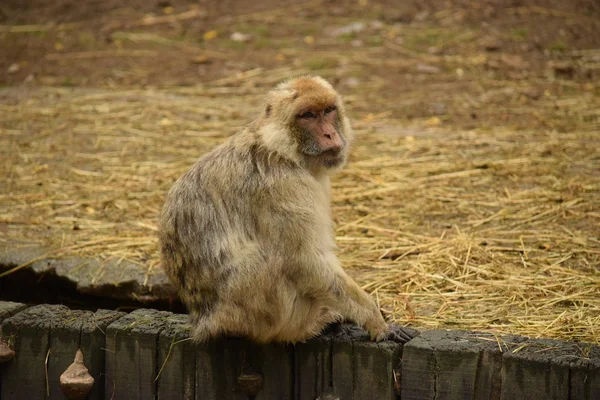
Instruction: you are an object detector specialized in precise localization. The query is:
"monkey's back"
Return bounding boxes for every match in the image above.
[159,132,327,342]
[159,136,260,309]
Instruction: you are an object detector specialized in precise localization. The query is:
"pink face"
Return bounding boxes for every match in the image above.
[295,105,343,153]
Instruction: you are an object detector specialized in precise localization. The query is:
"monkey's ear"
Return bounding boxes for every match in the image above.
[265,104,272,117]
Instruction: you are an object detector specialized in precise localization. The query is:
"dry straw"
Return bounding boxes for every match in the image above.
[1,67,599,344]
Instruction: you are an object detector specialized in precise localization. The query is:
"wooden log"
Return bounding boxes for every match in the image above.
[399,333,436,400]
[156,313,195,400]
[568,343,600,400]
[0,304,70,400]
[402,330,505,400]
[433,338,480,399]
[294,335,332,400]
[253,342,294,400]
[0,300,28,390]
[1,305,596,400]
[81,309,126,400]
[353,340,402,400]
[212,338,245,399]
[195,337,255,400]
[47,309,92,400]
[473,346,503,400]
[331,337,353,400]
[194,336,294,400]
[402,330,600,400]
[329,324,372,400]
[501,338,595,400]
[105,308,173,400]
[0,301,27,323]
[195,338,222,400]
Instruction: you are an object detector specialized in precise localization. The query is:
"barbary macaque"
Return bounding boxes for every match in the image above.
[159,76,415,343]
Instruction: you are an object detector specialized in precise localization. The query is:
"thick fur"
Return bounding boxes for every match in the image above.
[159,76,392,343]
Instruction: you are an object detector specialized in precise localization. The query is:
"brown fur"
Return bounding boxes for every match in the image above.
[159,76,411,343]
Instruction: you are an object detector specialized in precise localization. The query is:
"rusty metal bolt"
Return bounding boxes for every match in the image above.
[0,338,15,363]
[237,372,263,397]
[60,349,94,400]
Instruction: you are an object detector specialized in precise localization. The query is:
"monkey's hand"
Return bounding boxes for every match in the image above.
[374,325,420,344]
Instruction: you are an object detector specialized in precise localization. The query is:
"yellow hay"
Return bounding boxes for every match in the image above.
[1,69,599,344]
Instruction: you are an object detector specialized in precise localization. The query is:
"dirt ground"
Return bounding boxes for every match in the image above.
[2,0,600,129]
[1,1,599,343]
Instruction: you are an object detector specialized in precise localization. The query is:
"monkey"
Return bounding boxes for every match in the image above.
[159,76,416,344]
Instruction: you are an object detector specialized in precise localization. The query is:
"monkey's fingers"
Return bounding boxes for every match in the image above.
[386,325,420,343]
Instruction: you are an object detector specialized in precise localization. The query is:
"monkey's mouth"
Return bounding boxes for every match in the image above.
[302,146,344,168]
[318,148,345,168]
[320,147,342,157]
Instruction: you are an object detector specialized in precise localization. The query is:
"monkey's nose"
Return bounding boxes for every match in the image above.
[324,133,332,139]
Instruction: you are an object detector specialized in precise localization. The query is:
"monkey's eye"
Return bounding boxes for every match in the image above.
[298,111,317,119]
[324,105,337,115]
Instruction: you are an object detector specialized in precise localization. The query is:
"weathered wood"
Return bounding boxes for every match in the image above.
[0,300,28,394]
[402,330,504,400]
[0,301,28,323]
[81,309,126,400]
[568,343,600,400]
[331,338,353,400]
[195,338,221,400]
[316,387,341,400]
[195,337,252,400]
[253,342,294,400]
[329,324,373,400]
[194,336,294,400]
[0,304,70,400]
[294,335,332,400]
[47,309,93,400]
[157,313,195,400]
[402,330,600,400]
[0,304,122,400]
[214,338,247,399]
[501,338,582,400]
[435,338,480,399]
[0,242,175,303]
[473,347,503,400]
[2,304,598,400]
[401,334,436,400]
[353,340,401,400]
[105,308,173,400]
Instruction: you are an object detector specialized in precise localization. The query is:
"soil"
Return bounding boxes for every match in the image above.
[2,0,599,129]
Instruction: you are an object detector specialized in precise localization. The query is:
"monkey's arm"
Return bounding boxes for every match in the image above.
[284,240,416,343]
[260,174,416,343]
[320,256,416,343]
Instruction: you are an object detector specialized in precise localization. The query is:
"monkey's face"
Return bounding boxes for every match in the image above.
[292,104,347,169]
[261,76,353,171]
